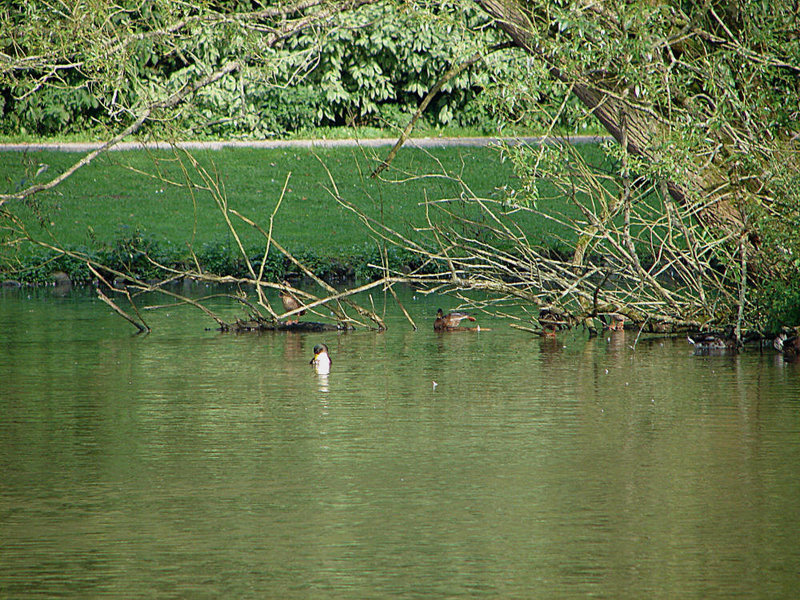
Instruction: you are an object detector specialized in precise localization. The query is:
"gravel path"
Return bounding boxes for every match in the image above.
[0,135,608,152]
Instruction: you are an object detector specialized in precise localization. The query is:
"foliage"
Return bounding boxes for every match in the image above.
[1,0,189,135]
[270,2,503,131]
[466,0,800,331]
[0,1,571,138]
[758,280,800,335]
[94,227,177,282]
[194,241,248,278]
[0,236,414,287]
[14,247,97,286]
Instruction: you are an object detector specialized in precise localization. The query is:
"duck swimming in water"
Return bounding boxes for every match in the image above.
[310,343,331,374]
[434,308,477,331]
[687,327,739,354]
[279,280,305,324]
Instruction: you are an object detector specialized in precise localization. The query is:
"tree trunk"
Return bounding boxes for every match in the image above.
[474,0,746,238]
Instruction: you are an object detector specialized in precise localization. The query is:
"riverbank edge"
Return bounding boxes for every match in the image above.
[0,239,441,288]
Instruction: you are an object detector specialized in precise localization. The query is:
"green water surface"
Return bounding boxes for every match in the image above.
[1,285,799,599]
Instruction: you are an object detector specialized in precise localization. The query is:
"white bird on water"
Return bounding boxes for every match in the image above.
[310,343,331,375]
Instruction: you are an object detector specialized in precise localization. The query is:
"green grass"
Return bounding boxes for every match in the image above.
[1,143,607,283]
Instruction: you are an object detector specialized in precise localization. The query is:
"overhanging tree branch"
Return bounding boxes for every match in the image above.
[370,41,514,178]
[0,0,382,208]
[0,61,241,207]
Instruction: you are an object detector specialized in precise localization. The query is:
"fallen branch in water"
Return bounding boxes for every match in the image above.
[95,287,150,334]
[88,264,151,333]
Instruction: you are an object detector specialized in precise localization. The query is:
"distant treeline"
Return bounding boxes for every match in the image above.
[1,2,583,138]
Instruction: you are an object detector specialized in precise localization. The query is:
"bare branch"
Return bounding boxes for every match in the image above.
[371,41,514,178]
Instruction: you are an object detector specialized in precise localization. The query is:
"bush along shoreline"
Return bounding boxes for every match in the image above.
[0,233,428,288]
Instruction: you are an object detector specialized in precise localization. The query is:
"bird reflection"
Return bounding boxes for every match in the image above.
[316,372,330,393]
[283,332,303,362]
[606,329,628,353]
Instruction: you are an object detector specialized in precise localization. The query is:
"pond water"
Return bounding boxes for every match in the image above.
[1,284,799,599]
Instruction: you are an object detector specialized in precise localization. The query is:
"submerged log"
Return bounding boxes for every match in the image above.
[218,319,352,333]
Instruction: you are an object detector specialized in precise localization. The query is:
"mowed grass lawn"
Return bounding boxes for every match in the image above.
[1,143,602,266]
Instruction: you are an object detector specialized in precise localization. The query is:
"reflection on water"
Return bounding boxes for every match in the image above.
[1,285,800,599]
[317,372,330,393]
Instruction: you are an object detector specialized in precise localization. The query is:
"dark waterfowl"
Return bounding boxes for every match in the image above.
[434,308,477,331]
[279,280,305,324]
[310,343,331,374]
[538,308,566,337]
[774,327,800,361]
[687,328,739,354]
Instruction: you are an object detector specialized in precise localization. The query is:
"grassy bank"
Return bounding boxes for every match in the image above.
[1,142,604,285]
[0,124,599,145]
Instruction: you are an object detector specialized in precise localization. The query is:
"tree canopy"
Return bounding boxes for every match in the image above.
[1,0,545,137]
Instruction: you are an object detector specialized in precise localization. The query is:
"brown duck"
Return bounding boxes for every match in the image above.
[434,308,477,331]
[279,281,305,324]
[538,308,565,337]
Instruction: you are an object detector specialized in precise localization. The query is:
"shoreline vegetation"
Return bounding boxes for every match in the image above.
[0,134,608,153]
[0,119,608,143]
[1,136,604,288]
